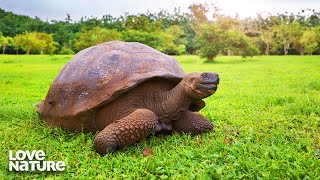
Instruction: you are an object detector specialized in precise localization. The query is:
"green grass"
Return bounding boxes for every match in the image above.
[1,55,320,179]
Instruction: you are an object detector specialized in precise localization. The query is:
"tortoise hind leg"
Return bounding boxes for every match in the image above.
[94,109,158,155]
[172,110,214,134]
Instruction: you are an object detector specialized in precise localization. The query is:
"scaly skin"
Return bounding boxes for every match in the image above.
[172,110,214,134]
[94,109,157,155]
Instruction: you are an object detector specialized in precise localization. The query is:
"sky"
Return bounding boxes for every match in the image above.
[0,0,319,21]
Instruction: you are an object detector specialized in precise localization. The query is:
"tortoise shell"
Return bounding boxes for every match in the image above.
[37,41,186,132]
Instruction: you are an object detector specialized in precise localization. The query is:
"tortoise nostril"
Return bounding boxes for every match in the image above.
[213,74,219,84]
[201,73,210,80]
[212,73,220,84]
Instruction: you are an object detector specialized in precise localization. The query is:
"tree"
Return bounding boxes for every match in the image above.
[190,3,260,61]
[74,27,121,51]
[51,21,78,52]
[260,27,276,55]
[195,22,231,62]
[12,35,23,54]
[0,34,13,54]
[124,14,163,32]
[236,34,260,57]
[314,26,320,54]
[0,9,50,37]
[12,32,58,54]
[274,22,304,55]
[125,15,151,32]
[188,3,209,26]
[101,14,125,31]
[13,33,34,54]
[300,28,318,55]
[32,32,58,54]
[189,4,230,61]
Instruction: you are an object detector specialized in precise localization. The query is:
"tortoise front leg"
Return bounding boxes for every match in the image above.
[188,99,206,112]
[172,110,214,134]
[94,109,157,155]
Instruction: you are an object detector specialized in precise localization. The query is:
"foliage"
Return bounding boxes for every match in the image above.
[156,32,180,55]
[165,25,187,46]
[121,30,161,49]
[195,22,231,62]
[0,34,13,54]
[50,21,80,52]
[125,14,162,32]
[235,34,260,58]
[178,45,186,55]
[0,9,50,37]
[259,27,276,55]
[1,55,320,179]
[59,46,75,55]
[74,27,121,51]
[188,3,209,26]
[256,11,320,55]
[274,22,304,55]
[35,32,58,54]
[300,28,319,55]
[12,32,58,54]
[0,7,320,55]
[191,4,260,62]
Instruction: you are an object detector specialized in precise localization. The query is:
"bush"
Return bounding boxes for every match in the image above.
[59,46,75,55]
[178,45,186,55]
[157,42,179,55]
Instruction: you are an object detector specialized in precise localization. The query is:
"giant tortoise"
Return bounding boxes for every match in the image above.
[37,41,219,155]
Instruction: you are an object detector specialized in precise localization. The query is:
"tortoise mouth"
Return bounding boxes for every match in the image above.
[197,83,218,91]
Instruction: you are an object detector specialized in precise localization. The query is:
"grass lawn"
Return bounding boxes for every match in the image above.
[0,55,319,179]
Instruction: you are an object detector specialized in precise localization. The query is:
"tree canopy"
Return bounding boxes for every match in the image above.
[0,6,319,60]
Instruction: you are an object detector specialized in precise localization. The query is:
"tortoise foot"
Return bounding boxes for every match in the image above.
[172,110,214,134]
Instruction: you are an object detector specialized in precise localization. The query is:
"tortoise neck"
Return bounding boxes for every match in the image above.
[158,80,192,120]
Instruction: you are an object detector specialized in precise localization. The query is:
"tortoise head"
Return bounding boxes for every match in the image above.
[183,72,219,100]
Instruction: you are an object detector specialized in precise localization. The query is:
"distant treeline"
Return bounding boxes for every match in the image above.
[0,4,319,61]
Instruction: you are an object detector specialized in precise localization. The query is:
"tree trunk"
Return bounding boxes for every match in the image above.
[284,45,288,55]
[265,44,270,55]
[283,41,290,55]
[297,48,304,55]
[205,55,216,63]
[2,45,6,54]
[300,51,304,55]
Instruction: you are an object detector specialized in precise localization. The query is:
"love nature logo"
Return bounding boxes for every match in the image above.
[8,150,66,172]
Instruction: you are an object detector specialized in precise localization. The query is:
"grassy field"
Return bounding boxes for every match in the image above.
[0,55,319,179]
